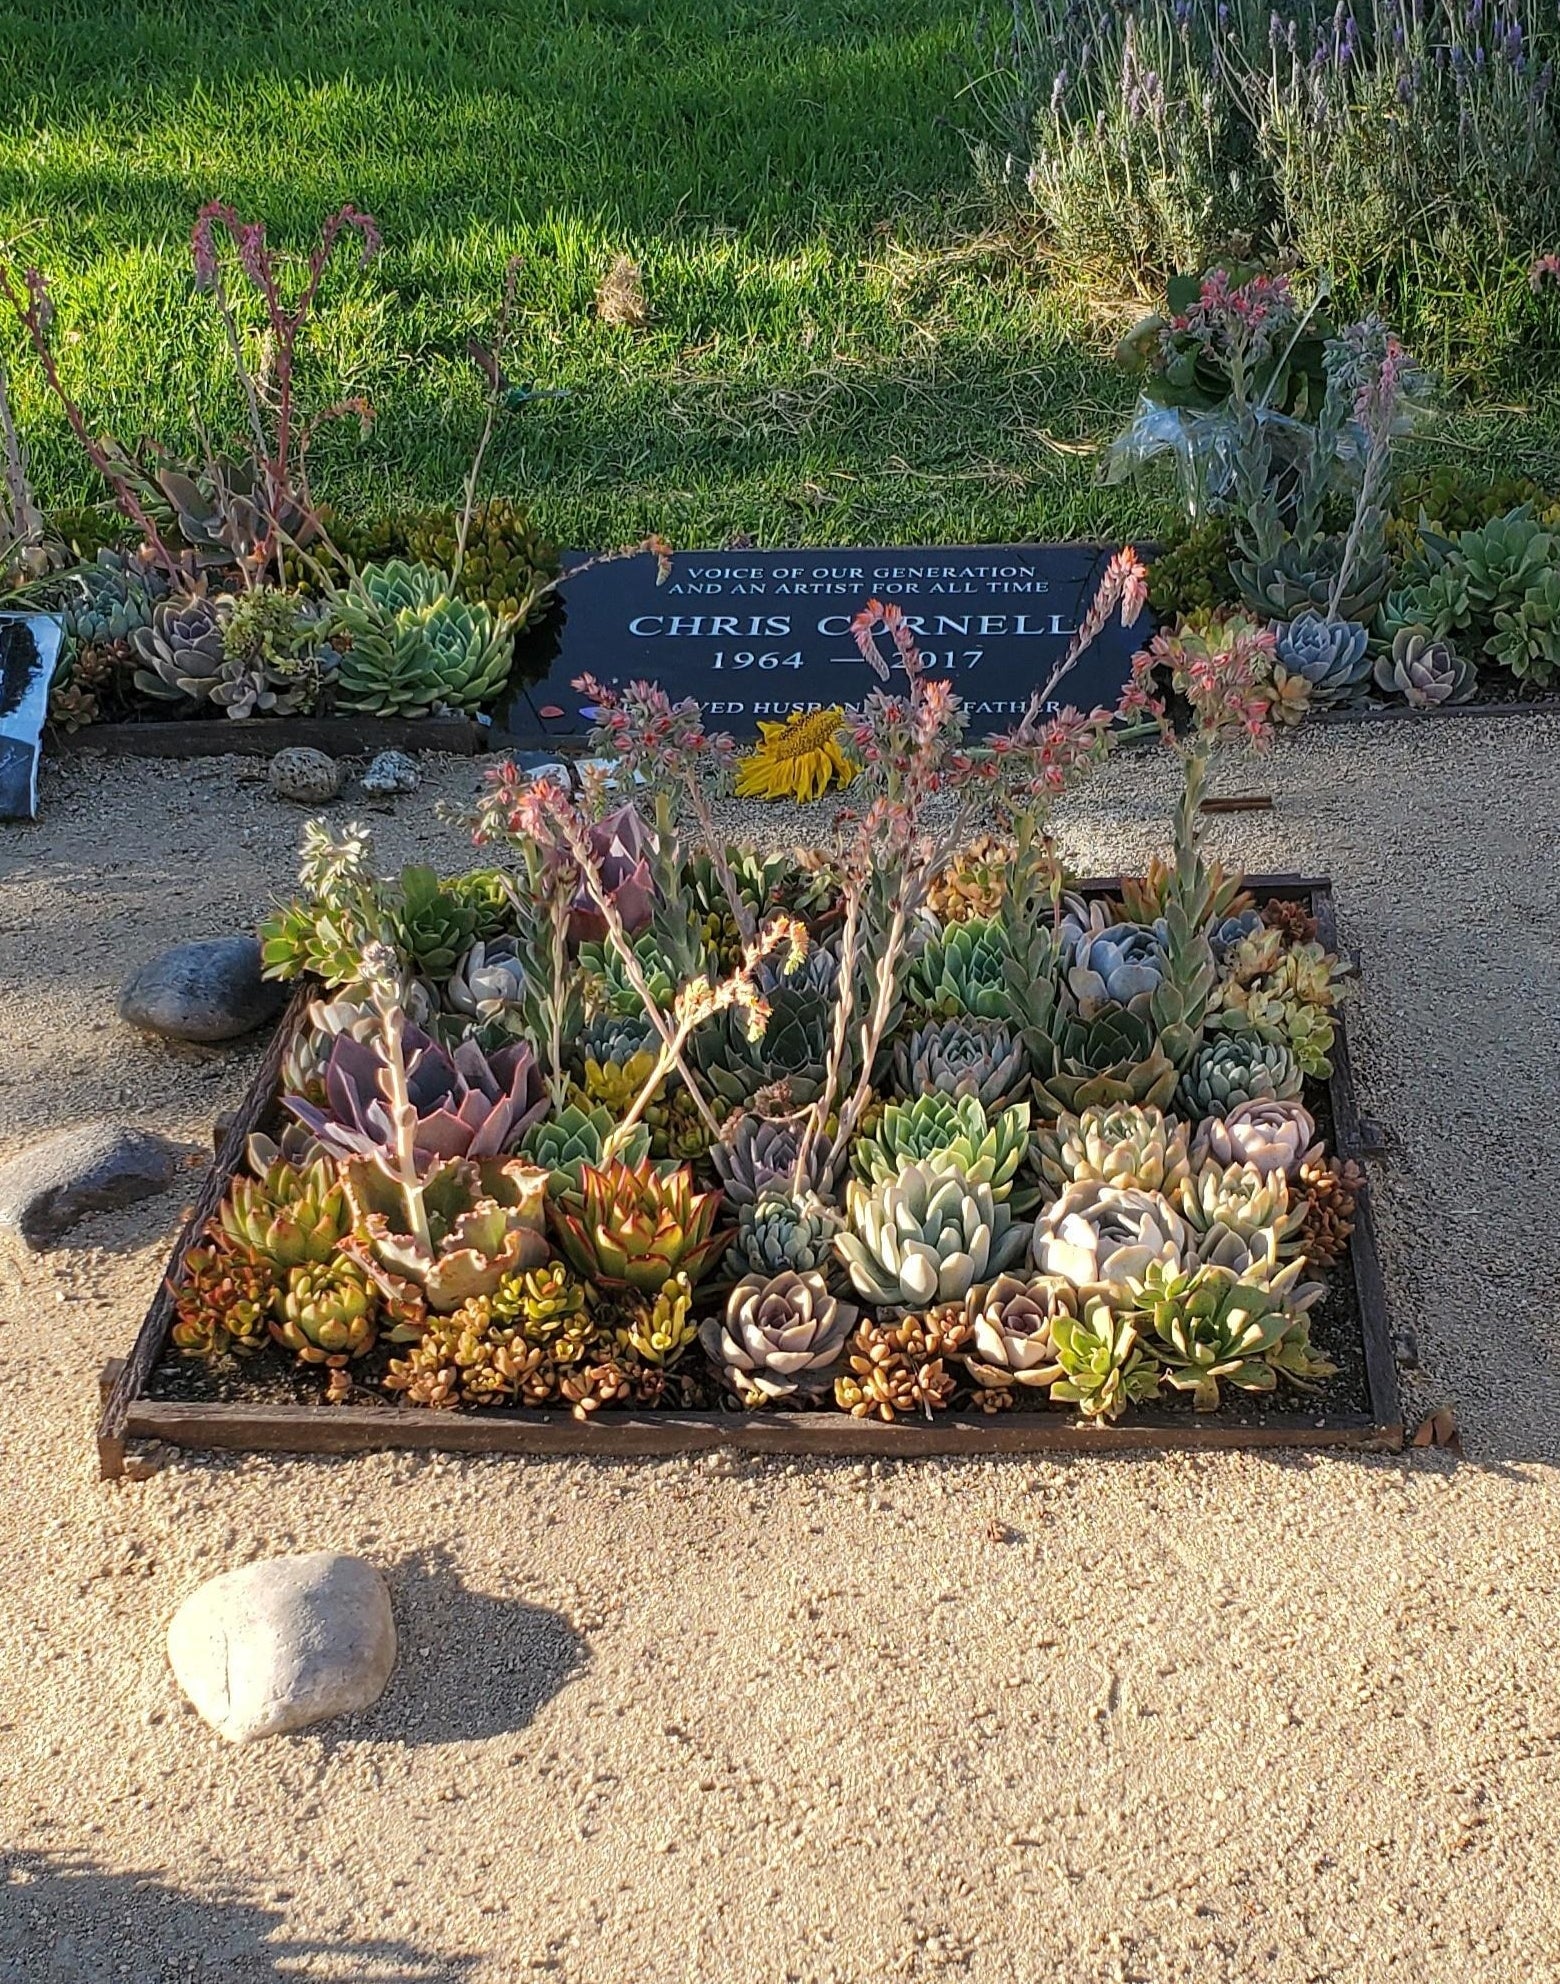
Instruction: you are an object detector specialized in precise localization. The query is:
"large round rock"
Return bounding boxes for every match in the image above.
[119,935,287,1043]
[167,1553,397,1744]
[0,1120,179,1249]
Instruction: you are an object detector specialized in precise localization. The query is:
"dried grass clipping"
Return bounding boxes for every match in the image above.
[597,256,648,329]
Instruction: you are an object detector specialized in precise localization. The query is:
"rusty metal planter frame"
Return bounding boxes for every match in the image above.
[96,877,1401,1476]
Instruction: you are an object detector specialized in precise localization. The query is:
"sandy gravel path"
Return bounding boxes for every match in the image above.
[1,723,1558,1983]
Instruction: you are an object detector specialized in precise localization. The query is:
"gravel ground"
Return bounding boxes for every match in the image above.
[2,724,1559,1983]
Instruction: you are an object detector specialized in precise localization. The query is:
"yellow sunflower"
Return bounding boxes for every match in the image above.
[734,706,857,802]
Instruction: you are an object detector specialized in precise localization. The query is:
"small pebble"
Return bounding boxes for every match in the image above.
[360,749,420,795]
[267,747,342,804]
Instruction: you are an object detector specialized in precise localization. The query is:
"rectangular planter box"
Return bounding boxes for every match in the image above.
[96,877,1401,1475]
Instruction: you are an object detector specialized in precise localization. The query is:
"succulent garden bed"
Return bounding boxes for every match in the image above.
[97,868,1397,1475]
[96,570,1402,1477]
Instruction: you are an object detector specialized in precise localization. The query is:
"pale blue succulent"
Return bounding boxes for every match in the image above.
[1274,612,1371,706]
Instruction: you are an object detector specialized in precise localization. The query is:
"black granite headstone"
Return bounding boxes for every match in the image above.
[0,612,61,820]
[502,544,1149,744]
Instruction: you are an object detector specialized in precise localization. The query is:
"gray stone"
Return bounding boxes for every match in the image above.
[360,748,420,795]
[119,934,287,1043]
[0,1120,179,1249]
[268,746,342,803]
[167,1553,396,1743]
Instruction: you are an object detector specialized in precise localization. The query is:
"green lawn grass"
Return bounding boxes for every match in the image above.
[4,0,1560,549]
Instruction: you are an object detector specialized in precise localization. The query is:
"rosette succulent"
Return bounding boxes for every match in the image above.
[520,1102,649,1201]
[549,1158,727,1294]
[615,1273,699,1367]
[1273,613,1371,708]
[1177,1036,1303,1119]
[908,916,1009,1020]
[343,1154,550,1313]
[960,1274,1075,1392]
[1176,1160,1308,1256]
[287,1021,546,1166]
[1190,1100,1319,1181]
[218,1152,352,1269]
[1060,902,1168,1011]
[331,560,515,716]
[130,593,231,703]
[712,1115,830,1206]
[271,1258,379,1365]
[892,1018,1030,1112]
[579,931,680,1019]
[171,1246,277,1360]
[445,937,527,1030]
[692,947,837,1108]
[1032,1181,1192,1292]
[700,1270,857,1404]
[1124,1261,1294,1410]
[1032,1103,1192,1196]
[835,1159,1031,1307]
[851,1093,1030,1201]
[724,1189,843,1279]
[1373,629,1477,707]
[1050,1300,1162,1422]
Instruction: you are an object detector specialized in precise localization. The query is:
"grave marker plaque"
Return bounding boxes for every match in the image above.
[502,543,1149,744]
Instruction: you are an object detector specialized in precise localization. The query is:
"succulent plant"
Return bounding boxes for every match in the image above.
[344,1153,550,1313]
[579,931,680,1019]
[218,1152,352,1269]
[1491,565,1560,687]
[1177,1036,1303,1119]
[130,594,230,699]
[548,1158,726,1294]
[520,1103,649,1200]
[330,560,514,716]
[926,835,1011,922]
[1272,612,1371,707]
[406,498,557,627]
[908,916,1009,1020]
[833,1310,971,1421]
[692,947,837,1109]
[1125,1261,1294,1410]
[558,1356,636,1419]
[1190,1100,1319,1181]
[438,938,526,1042]
[383,1305,554,1409]
[1060,902,1169,1010]
[724,1188,844,1279]
[1297,1155,1365,1269]
[851,1093,1030,1201]
[959,1273,1075,1392]
[487,1260,592,1344]
[287,1020,546,1166]
[613,1272,699,1367]
[1176,1159,1308,1256]
[1028,1000,1180,1120]
[564,806,658,947]
[701,1269,857,1404]
[1206,925,1345,1079]
[271,1258,379,1365]
[835,1159,1031,1307]
[1373,629,1477,707]
[52,546,165,650]
[1032,1103,1192,1196]
[171,1245,278,1360]
[891,1017,1031,1112]
[1033,1182,1192,1293]
[1232,534,1390,625]
[280,995,383,1099]
[1049,1300,1162,1422]
[711,1114,830,1206]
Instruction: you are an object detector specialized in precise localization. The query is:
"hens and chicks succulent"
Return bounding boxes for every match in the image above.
[179,826,1362,1426]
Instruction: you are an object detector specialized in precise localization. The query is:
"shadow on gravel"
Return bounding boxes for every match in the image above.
[363,1545,590,1748]
[0,1850,474,1982]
